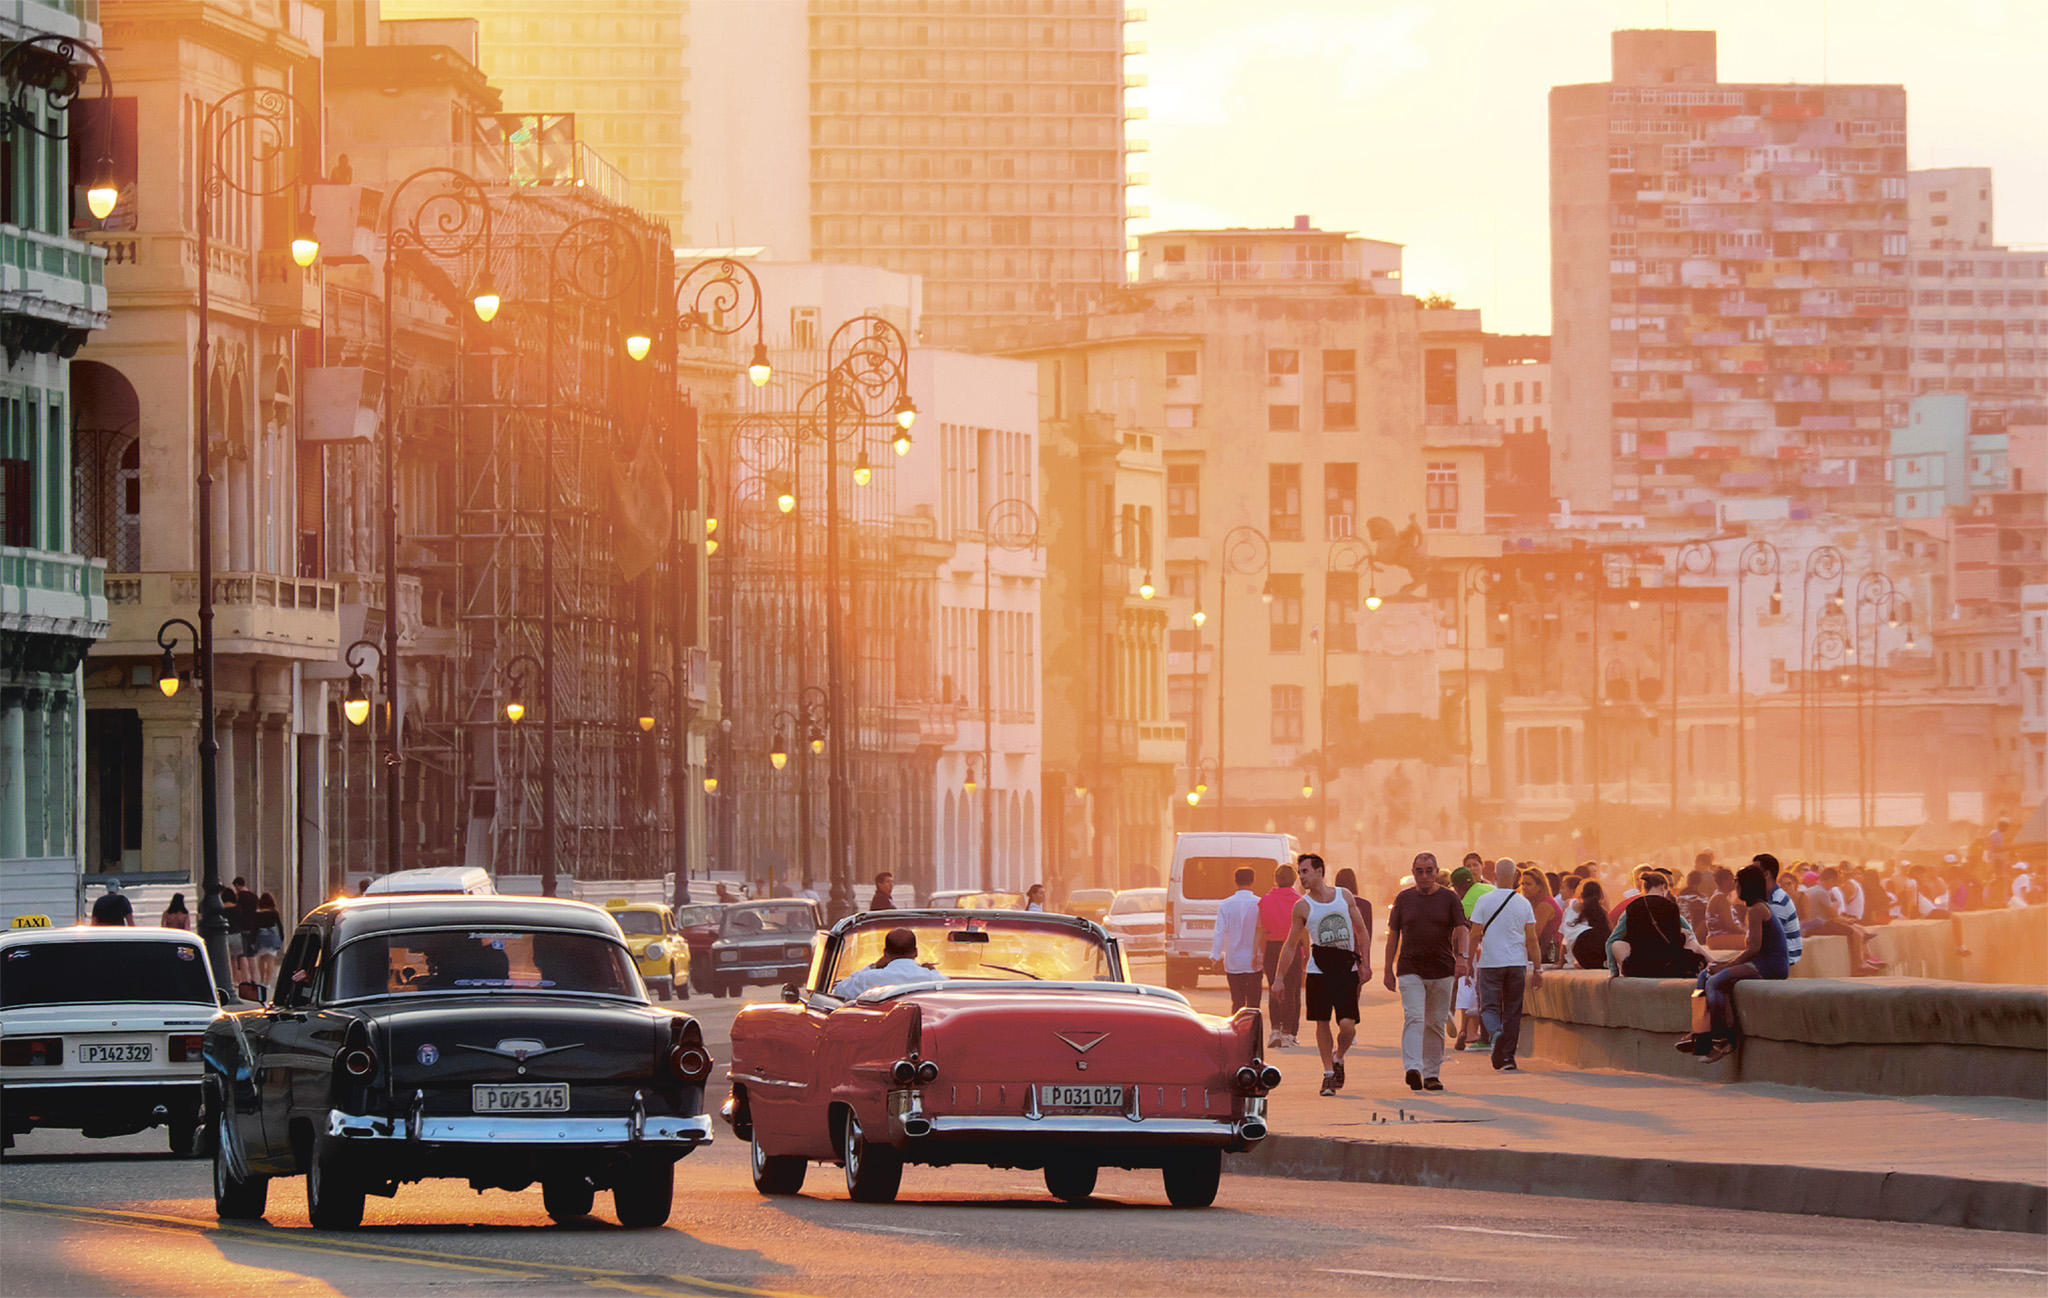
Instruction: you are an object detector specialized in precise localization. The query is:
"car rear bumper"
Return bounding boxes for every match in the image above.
[3,1080,200,1129]
[888,1089,1264,1150]
[327,1108,713,1146]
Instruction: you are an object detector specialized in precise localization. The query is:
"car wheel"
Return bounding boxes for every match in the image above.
[751,1133,807,1196]
[841,1112,901,1204]
[543,1176,595,1221]
[612,1158,675,1228]
[211,1109,268,1219]
[655,983,672,1002]
[306,1135,366,1230]
[1161,1148,1222,1208]
[677,973,691,1002]
[167,1106,199,1158]
[1044,1161,1097,1204]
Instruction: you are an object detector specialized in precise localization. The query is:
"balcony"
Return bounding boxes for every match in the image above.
[0,547,107,635]
[98,571,340,661]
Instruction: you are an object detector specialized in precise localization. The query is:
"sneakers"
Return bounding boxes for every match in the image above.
[1269,1032,1285,1048]
[1495,1061,1519,1073]
[1320,1071,1337,1096]
[1422,1077,1444,1091]
[1405,1069,1422,1091]
[1331,1059,1346,1091]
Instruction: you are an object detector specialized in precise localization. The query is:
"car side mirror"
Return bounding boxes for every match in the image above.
[237,980,264,1004]
[781,983,801,1004]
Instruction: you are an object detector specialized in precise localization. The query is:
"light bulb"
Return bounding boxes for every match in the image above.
[1191,608,1206,627]
[1497,609,1510,623]
[777,490,796,514]
[964,777,978,793]
[748,342,773,388]
[344,696,371,727]
[1139,573,1155,600]
[625,332,653,361]
[638,714,656,732]
[1186,790,1200,806]
[893,395,918,431]
[290,234,319,268]
[1301,782,1315,799]
[1195,780,1208,795]
[505,700,526,723]
[1072,785,1088,797]
[1769,586,1784,616]
[705,536,720,556]
[892,429,913,457]
[156,649,180,698]
[809,736,826,756]
[1365,591,1383,612]
[702,775,719,795]
[705,516,720,535]
[86,173,118,221]
[853,450,873,486]
[769,736,789,771]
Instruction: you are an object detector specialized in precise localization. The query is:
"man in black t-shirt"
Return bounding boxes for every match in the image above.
[1382,853,1471,1092]
[89,881,134,926]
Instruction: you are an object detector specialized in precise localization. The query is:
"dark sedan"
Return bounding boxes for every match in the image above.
[701,900,819,997]
[204,895,713,1229]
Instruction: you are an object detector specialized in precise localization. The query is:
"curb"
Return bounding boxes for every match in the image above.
[1235,1134,2047,1235]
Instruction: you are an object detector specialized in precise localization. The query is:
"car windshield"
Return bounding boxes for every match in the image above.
[611,910,665,937]
[675,905,720,928]
[1180,856,1274,900]
[723,904,816,936]
[1110,891,1166,916]
[825,917,1115,987]
[331,928,640,1000]
[1,940,217,1008]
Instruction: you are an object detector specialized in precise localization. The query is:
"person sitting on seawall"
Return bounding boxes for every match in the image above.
[1801,865,1886,975]
[1606,868,1710,978]
[1679,864,1790,1064]
[1704,867,1749,950]
[830,927,941,1000]
[1559,879,1612,970]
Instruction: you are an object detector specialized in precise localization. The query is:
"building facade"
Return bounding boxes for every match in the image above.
[1551,29,1910,523]
[1905,167,2048,425]
[0,1,111,923]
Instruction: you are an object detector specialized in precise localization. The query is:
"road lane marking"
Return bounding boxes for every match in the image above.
[1,1198,813,1298]
[1992,1269,2048,1276]
[851,1224,964,1237]
[1323,1269,1487,1284]
[1442,1225,1572,1240]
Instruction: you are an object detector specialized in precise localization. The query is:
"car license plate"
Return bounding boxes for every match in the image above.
[472,1084,569,1113]
[78,1043,153,1064]
[1040,1083,1124,1110]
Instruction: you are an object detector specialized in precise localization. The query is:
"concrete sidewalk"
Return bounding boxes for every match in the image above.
[1176,976,2048,1233]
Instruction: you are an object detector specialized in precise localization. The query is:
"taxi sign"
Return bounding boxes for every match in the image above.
[11,914,52,928]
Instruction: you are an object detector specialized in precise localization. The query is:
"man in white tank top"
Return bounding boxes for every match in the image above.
[1273,854,1373,1096]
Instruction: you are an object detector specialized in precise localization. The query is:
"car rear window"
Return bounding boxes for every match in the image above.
[1110,891,1166,915]
[331,929,639,1000]
[1,940,216,1008]
[674,906,720,928]
[611,910,665,936]
[1179,856,1277,900]
[723,905,816,935]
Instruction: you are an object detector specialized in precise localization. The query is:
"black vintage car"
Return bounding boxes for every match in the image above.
[204,895,714,1229]
[699,900,819,997]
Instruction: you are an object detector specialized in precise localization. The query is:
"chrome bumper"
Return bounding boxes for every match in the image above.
[326,1109,713,1145]
[889,1087,1265,1146]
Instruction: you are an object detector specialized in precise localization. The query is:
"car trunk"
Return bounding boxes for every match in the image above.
[371,996,664,1116]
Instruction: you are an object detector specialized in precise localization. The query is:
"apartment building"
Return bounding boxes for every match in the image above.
[0,2,112,923]
[379,0,687,237]
[1906,167,2048,425]
[1483,337,1553,525]
[985,222,1500,882]
[1552,30,1910,523]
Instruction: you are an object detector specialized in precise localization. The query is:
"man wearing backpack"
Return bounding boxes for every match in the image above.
[1471,858,1544,1072]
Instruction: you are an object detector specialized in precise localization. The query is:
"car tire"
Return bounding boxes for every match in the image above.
[1161,1148,1222,1208]
[543,1176,595,1221]
[211,1111,268,1220]
[1044,1161,1097,1203]
[751,1134,806,1196]
[306,1135,366,1230]
[677,973,691,1002]
[612,1158,676,1228]
[841,1112,901,1204]
[167,1106,199,1158]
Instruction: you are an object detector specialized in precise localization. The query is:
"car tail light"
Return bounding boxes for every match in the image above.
[342,1047,376,1078]
[1235,1060,1283,1093]
[1,1037,61,1067]
[916,1059,938,1084]
[890,1058,917,1085]
[168,1034,205,1063]
[668,1022,712,1083]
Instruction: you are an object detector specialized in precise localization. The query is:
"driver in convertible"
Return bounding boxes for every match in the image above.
[830,927,942,1000]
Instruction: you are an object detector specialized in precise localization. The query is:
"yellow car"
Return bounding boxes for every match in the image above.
[603,900,690,1001]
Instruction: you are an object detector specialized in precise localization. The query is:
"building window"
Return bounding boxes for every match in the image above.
[1269,575,1303,652]
[1268,404,1300,432]
[1326,571,1358,652]
[1269,464,1302,540]
[1271,684,1304,747]
[1268,349,1299,376]
[1165,405,1196,429]
[1423,348,1458,408]
[1425,461,1459,530]
[1322,350,1355,428]
[1165,350,1198,377]
[1533,380,1543,402]
[1166,463,1200,538]
[1324,462,1356,539]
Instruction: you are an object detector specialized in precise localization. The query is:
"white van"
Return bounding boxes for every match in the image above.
[361,866,495,897]
[1163,832,1300,989]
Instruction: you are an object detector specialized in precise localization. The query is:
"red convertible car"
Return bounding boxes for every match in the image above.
[721,909,1279,1207]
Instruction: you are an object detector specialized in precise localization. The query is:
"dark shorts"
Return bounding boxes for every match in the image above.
[238,931,259,958]
[1304,970,1361,1023]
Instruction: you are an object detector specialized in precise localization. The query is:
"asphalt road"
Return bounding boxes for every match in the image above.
[5,975,2045,1298]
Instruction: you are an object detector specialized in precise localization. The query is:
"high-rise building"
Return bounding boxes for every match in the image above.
[378,0,689,237]
[1551,30,1910,524]
[1905,167,2048,423]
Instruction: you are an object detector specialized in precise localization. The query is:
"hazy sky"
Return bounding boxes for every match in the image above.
[1132,0,2048,336]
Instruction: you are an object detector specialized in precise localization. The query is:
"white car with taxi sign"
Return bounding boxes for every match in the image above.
[1,922,226,1154]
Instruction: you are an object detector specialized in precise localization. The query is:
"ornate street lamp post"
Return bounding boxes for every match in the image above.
[0,33,121,220]
[1734,539,1782,823]
[1800,546,1846,826]
[1853,571,1897,839]
[1668,542,1716,820]
[1216,526,1272,818]
[979,499,1039,893]
[377,167,496,875]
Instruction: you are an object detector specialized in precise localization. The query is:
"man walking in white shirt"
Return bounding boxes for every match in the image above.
[1471,858,1543,1072]
[1211,866,1265,1013]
